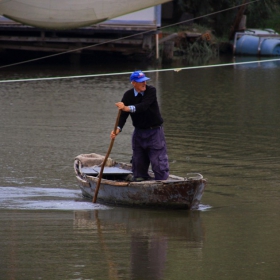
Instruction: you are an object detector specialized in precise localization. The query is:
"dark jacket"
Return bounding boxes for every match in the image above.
[118,85,163,130]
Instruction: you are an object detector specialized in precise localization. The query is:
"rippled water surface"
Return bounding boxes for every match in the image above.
[0,55,279,280]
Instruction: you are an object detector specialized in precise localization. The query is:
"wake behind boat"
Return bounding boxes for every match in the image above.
[74,153,206,209]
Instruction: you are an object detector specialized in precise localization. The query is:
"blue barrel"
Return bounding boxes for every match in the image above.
[235,35,280,56]
[261,39,280,55]
[235,35,259,55]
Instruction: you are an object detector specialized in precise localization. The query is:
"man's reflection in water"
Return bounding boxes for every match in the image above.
[130,233,167,280]
[73,210,204,280]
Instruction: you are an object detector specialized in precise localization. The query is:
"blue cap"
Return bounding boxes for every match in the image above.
[130,70,150,83]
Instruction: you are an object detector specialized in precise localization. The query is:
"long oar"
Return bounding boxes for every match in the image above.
[93,109,121,203]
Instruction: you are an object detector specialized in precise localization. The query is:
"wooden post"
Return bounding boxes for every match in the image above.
[155,33,159,60]
[229,0,248,40]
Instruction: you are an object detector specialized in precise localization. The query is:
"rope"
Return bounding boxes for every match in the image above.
[1,57,279,84]
[0,0,260,70]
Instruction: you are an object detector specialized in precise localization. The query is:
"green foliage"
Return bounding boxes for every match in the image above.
[177,0,280,37]
[264,10,280,32]
[187,40,214,55]
[246,0,280,28]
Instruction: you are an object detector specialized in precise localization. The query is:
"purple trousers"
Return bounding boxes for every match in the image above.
[132,126,169,180]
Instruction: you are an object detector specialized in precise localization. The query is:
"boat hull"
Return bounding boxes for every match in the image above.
[77,177,206,209]
[74,155,206,210]
[76,167,206,209]
[0,0,171,29]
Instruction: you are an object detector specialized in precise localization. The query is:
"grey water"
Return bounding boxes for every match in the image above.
[0,54,279,280]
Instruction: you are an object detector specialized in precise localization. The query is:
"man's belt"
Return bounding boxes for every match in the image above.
[136,125,162,130]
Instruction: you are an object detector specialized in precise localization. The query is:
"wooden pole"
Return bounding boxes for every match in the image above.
[93,109,122,203]
[156,32,159,60]
[229,0,248,40]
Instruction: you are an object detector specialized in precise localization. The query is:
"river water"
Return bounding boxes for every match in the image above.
[0,54,279,280]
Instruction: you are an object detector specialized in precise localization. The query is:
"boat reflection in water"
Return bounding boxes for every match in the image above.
[74,208,205,279]
[233,56,280,69]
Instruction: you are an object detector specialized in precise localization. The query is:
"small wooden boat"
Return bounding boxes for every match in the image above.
[74,153,206,209]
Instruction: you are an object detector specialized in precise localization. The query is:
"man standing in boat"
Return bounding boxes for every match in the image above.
[111,70,169,181]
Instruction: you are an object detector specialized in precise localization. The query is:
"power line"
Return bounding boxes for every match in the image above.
[1,57,279,84]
